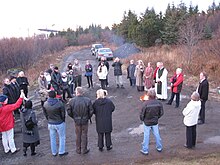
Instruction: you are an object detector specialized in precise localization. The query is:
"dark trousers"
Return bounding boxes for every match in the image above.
[199,100,206,123]
[168,92,180,107]
[86,76,93,88]
[106,74,109,86]
[100,79,106,89]
[62,88,72,100]
[23,143,35,154]
[74,75,82,89]
[129,78,136,87]
[98,132,112,149]
[186,125,197,148]
[75,124,88,153]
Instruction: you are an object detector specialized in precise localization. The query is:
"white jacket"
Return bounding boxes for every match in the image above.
[182,100,201,126]
[97,65,108,80]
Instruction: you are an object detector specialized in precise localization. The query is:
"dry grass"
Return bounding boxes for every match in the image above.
[134,152,220,165]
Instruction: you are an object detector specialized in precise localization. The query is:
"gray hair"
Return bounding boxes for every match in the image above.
[147,88,156,99]
[191,92,200,101]
[75,87,84,96]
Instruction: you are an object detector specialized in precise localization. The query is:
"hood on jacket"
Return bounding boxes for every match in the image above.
[191,100,201,109]
[95,98,108,105]
[47,98,59,106]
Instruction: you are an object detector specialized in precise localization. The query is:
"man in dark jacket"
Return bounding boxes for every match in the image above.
[43,90,68,157]
[197,71,209,124]
[3,78,16,104]
[127,59,136,87]
[67,87,93,154]
[112,57,124,88]
[51,66,62,95]
[140,88,164,155]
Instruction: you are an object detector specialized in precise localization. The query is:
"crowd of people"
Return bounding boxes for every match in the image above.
[0,57,209,158]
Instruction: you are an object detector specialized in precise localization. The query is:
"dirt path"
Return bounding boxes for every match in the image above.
[1,48,220,165]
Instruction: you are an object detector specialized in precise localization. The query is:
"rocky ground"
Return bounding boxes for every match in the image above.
[1,48,220,165]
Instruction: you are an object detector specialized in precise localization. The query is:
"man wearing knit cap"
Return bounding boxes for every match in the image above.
[0,91,25,154]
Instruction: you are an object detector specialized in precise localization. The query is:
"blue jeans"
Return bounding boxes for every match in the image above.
[48,122,66,155]
[142,124,163,153]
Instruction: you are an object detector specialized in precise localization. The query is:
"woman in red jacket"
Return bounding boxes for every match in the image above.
[166,68,184,108]
[0,91,24,154]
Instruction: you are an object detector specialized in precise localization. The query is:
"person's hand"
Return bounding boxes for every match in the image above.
[20,90,25,98]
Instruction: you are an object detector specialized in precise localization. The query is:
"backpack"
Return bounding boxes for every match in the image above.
[25,111,35,130]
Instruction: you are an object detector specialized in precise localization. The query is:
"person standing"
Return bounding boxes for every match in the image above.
[20,100,40,156]
[197,71,209,124]
[43,90,68,157]
[67,87,93,154]
[155,62,168,100]
[134,60,145,92]
[97,62,108,90]
[17,71,29,97]
[3,78,16,104]
[72,59,82,89]
[0,91,25,154]
[85,60,93,88]
[99,57,110,87]
[144,62,154,90]
[127,60,136,87]
[182,92,201,149]
[92,89,115,151]
[51,66,62,95]
[112,57,124,88]
[166,68,184,108]
[140,88,164,155]
[38,72,48,107]
[61,72,72,101]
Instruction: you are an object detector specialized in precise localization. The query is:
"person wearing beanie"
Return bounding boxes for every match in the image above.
[0,91,25,154]
[20,100,40,156]
[43,90,68,157]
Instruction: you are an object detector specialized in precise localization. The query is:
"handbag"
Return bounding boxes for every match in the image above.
[25,111,35,130]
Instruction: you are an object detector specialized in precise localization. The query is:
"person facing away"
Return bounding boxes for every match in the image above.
[20,100,40,156]
[182,92,201,149]
[85,60,93,88]
[127,59,136,87]
[166,68,184,108]
[67,87,93,154]
[139,88,164,155]
[97,62,108,90]
[155,62,168,100]
[197,71,209,125]
[92,89,115,151]
[16,71,29,97]
[112,57,124,88]
[0,91,25,154]
[43,90,68,157]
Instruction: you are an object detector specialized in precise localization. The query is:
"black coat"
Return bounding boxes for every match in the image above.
[112,62,123,76]
[3,84,16,104]
[140,99,164,126]
[198,79,209,101]
[92,98,115,133]
[67,96,93,125]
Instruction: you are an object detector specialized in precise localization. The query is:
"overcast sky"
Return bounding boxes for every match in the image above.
[0,0,216,38]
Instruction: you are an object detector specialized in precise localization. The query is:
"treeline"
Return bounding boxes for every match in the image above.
[0,37,67,73]
[54,25,117,46]
[112,2,220,48]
